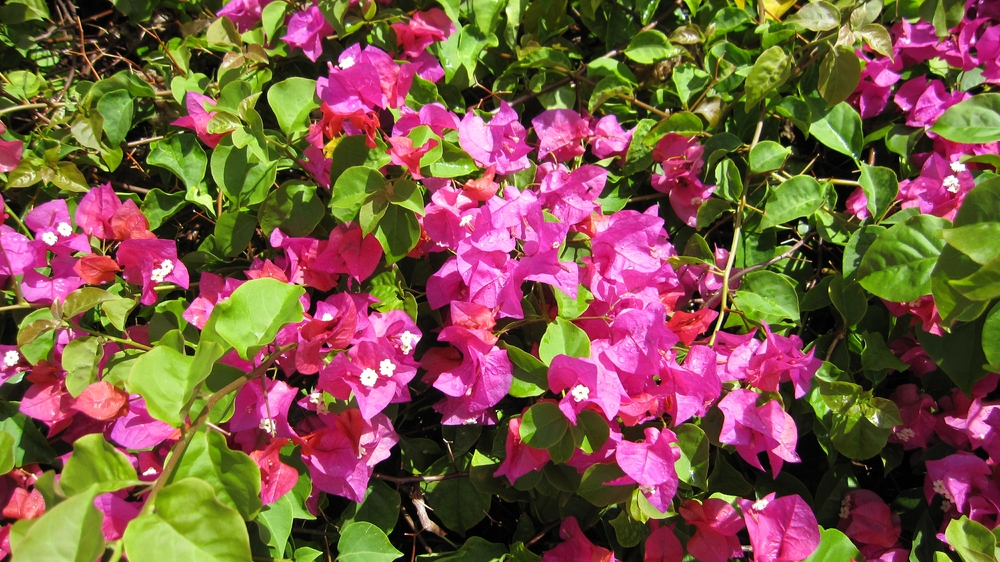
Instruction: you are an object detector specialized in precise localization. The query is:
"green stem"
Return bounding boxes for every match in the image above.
[71,325,153,351]
[3,199,33,240]
[139,344,295,515]
[0,102,64,117]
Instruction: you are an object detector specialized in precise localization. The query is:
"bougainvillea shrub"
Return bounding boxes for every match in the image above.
[2,0,1000,559]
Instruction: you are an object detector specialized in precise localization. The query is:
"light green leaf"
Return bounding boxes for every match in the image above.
[267,77,319,136]
[744,46,791,110]
[147,134,207,190]
[123,479,252,562]
[60,433,139,496]
[624,30,680,64]
[205,277,305,360]
[857,214,949,302]
[732,270,800,324]
[749,140,790,174]
[519,402,568,449]
[859,163,898,221]
[538,317,591,364]
[165,428,262,520]
[127,345,196,427]
[62,336,104,397]
[809,102,863,159]
[336,522,403,562]
[10,487,104,562]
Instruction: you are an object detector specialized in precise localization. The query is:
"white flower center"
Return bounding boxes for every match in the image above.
[379,359,396,377]
[360,368,378,388]
[942,499,953,512]
[398,330,419,355]
[258,417,276,435]
[150,259,174,283]
[840,495,852,519]
[320,312,333,321]
[3,350,19,367]
[752,498,769,511]
[459,215,473,227]
[895,427,915,442]
[56,222,72,237]
[41,232,58,246]
[570,384,590,403]
[308,391,328,414]
[943,175,961,193]
[932,480,956,503]
[340,56,355,69]
[950,161,967,173]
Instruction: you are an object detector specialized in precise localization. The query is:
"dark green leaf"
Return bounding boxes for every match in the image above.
[538,317,591,364]
[760,175,825,229]
[749,140,790,174]
[857,215,948,302]
[745,46,791,110]
[519,402,568,449]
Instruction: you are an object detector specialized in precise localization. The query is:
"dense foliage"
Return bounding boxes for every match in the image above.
[2,0,1000,560]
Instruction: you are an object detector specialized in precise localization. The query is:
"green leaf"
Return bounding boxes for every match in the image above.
[331,166,386,222]
[856,24,893,58]
[261,1,288,43]
[519,402,568,449]
[929,95,1000,144]
[918,318,990,394]
[61,336,104,397]
[422,473,491,536]
[0,402,56,466]
[983,301,1000,367]
[213,211,256,258]
[0,431,14,475]
[553,285,593,320]
[859,164,898,221]
[803,528,861,562]
[127,345,196,427]
[425,537,508,562]
[828,275,867,327]
[749,140,790,174]
[336,522,403,562]
[588,75,634,113]
[267,78,318,136]
[674,423,709,489]
[818,47,861,108]
[941,223,1000,265]
[809,101,863,160]
[788,1,842,30]
[210,137,277,208]
[624,30,680,64]
[575,410,610,454]
[504,343,550,398]
[732,270,800,324]
[96,89,134,146]
[578,463,634,507]
[166,428,262,520]
[373,203,420,264]
[610,510,647,548]
[428,141,477,178]
[60,433,139,496]
[857,214,948,302]
[472,0,507,33]
[10,487,104,562]
[843,224,885,280]
[340,479,399,534]
[258,181,325,237]
[538,317,591,364]
[206,278,305,360]
[761,175,825,229]
[147,134,207,190]
[744,46,791,110]
[141,188,187,230]
[123,478,252,562]
[944,516,998,562]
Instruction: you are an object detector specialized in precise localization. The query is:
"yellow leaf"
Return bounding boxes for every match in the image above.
[761,0,797,19]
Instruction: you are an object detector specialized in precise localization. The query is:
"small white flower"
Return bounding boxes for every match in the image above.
[839,495,852,519]
[398,331,419,355]
[950,161,967,173]
[160,260,174,273]
[308,391,329,414]
[690,197,704,206]
[142,467,159,477]
[895,427,916,442]
[943,175,961,193]
[3,350,19,367]
[459,215,474,227]
[258,417,277,435]
[570,384,590,403]
[320,312,334,322]
[356,445,366,459]
[359,368,378,388]
[942,499,953,512]
[751,498,769,511]
[56,222,73,237]
[150,260,174,283]
[379,359,396,377]
[463,418,479,425]
[932,480,956,503]
[341,56,355,69]
[41,232,58,246]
